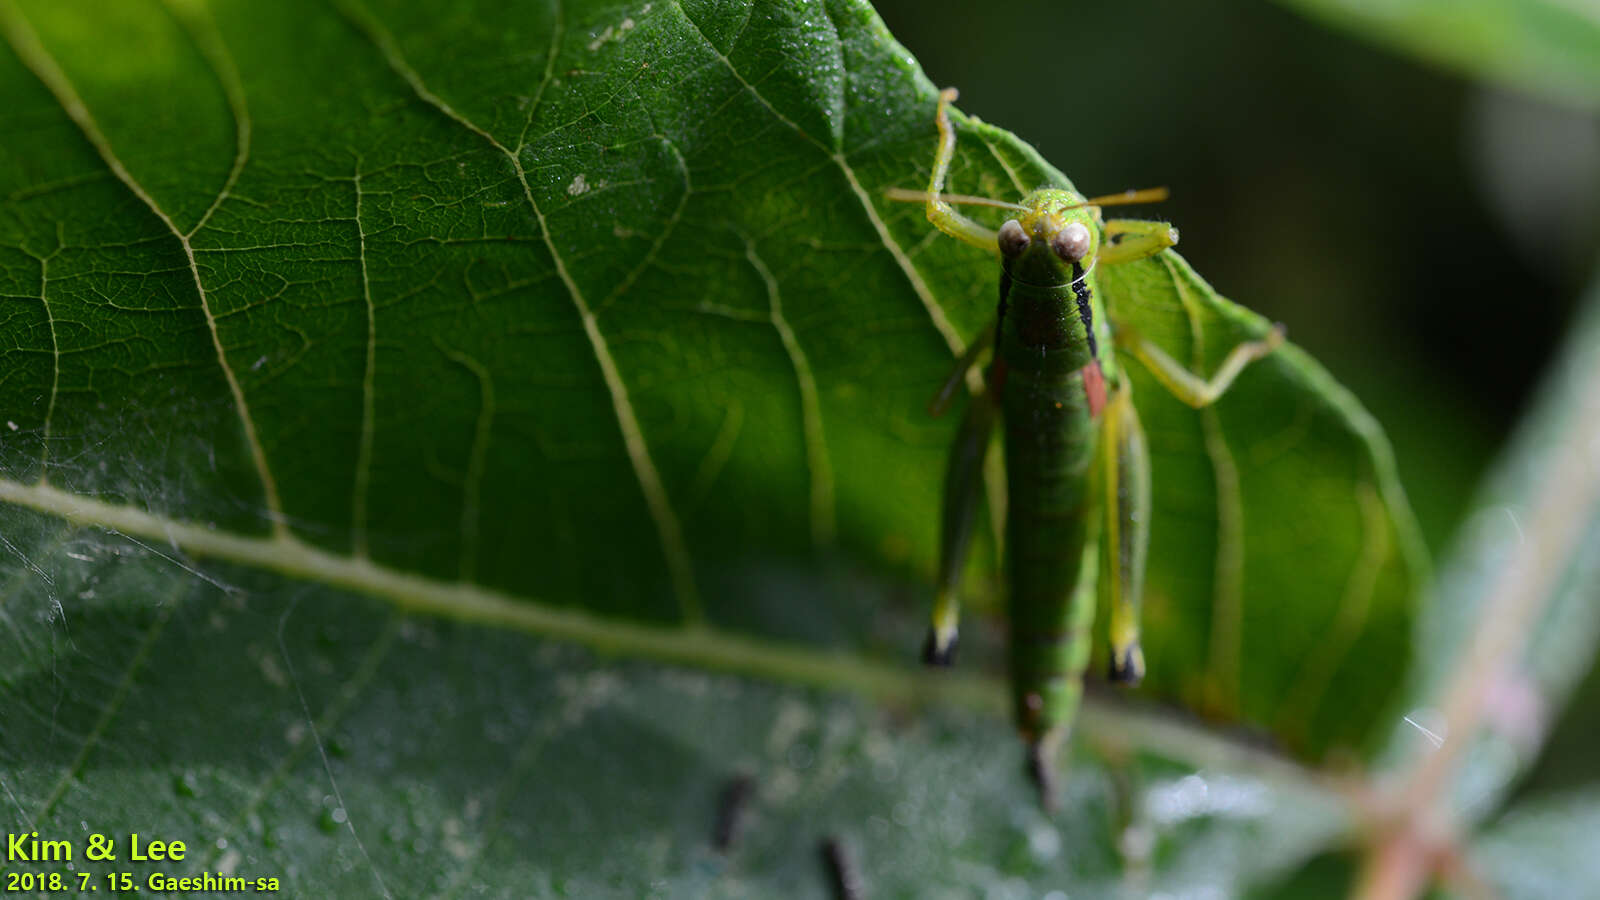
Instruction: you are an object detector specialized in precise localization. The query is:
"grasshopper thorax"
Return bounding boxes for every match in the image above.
[997,188,1099,286]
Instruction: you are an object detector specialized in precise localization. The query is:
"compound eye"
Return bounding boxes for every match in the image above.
[1051,222,1092,262]
[998,219,1029,257]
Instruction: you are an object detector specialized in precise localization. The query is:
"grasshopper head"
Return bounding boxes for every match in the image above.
[996,188,1100,284]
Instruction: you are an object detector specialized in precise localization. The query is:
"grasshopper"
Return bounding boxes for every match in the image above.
[897,89,1284,807]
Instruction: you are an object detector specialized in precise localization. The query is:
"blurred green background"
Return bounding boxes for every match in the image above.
[873,0,1600,804]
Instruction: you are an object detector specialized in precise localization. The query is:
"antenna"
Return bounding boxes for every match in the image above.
[882,187,1027,211]
[1056,187,1169,212]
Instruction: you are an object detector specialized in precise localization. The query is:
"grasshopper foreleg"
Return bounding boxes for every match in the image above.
[924,88,1000,253]
[1098,218,1180,266]
[1097,214,1283,409]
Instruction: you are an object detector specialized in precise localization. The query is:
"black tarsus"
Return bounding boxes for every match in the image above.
[920,628,957,667]
[712,774,755,852]
[1107,642,1144,685]
[820,835,865,900]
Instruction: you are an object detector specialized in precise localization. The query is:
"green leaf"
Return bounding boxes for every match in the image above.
[1271,0,1600,111]
[0,0,1424,891]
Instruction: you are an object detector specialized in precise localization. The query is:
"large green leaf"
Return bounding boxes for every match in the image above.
[0,0,1424,893]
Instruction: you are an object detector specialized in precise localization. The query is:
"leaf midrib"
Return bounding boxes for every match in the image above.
[0,473,1335,793]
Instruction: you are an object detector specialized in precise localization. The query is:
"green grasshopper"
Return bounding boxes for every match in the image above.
[897,89,1284,807]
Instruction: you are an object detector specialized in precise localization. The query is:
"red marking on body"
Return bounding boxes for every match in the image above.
[1081,362,1107,417]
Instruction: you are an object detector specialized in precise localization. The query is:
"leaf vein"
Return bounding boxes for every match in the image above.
[744,235,834,548]
[0,0,287,536]
[980,135,1030,196]
[35,601,174,822]
[1277,479,1392,742]
[160,0,252,239]
[436,341,496,582]
[0,476,1340,789]
[666,0,970,359]
[351,161,378,558]
[592,134,692,315]
[515,0,566,151]
[333,0,705,623]
[33,229,63,478]
[1162,253,1244,717]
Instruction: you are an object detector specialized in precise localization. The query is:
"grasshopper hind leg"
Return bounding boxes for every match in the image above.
[925,376,1000,667]
[1100,379,1152,686]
